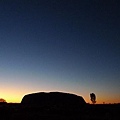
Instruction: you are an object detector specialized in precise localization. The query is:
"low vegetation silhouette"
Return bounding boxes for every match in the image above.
[0,98,7,106]
[0,98,6,103]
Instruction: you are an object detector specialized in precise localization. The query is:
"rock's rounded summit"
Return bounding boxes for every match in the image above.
[21,92,86,109]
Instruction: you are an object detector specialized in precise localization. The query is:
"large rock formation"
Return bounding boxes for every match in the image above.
[21,92,86,110]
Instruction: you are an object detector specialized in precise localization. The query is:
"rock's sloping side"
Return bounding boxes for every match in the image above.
[21,92,86,108]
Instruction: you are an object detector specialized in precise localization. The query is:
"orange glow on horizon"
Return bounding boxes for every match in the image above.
[0,90,120,104]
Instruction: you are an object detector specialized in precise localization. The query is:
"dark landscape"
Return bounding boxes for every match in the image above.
[0,92,120,120]
[0,1,120,120]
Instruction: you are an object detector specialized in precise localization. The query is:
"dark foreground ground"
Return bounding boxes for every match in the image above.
[0,103,120,120]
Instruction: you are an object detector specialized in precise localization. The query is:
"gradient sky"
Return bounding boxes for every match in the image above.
[0,0,120,103]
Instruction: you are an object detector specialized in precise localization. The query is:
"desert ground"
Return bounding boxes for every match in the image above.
[0,103,120,120]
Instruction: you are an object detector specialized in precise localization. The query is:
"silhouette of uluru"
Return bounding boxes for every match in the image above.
[21,92,86,111]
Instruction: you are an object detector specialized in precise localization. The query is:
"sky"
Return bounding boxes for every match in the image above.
[0,0,120,103]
